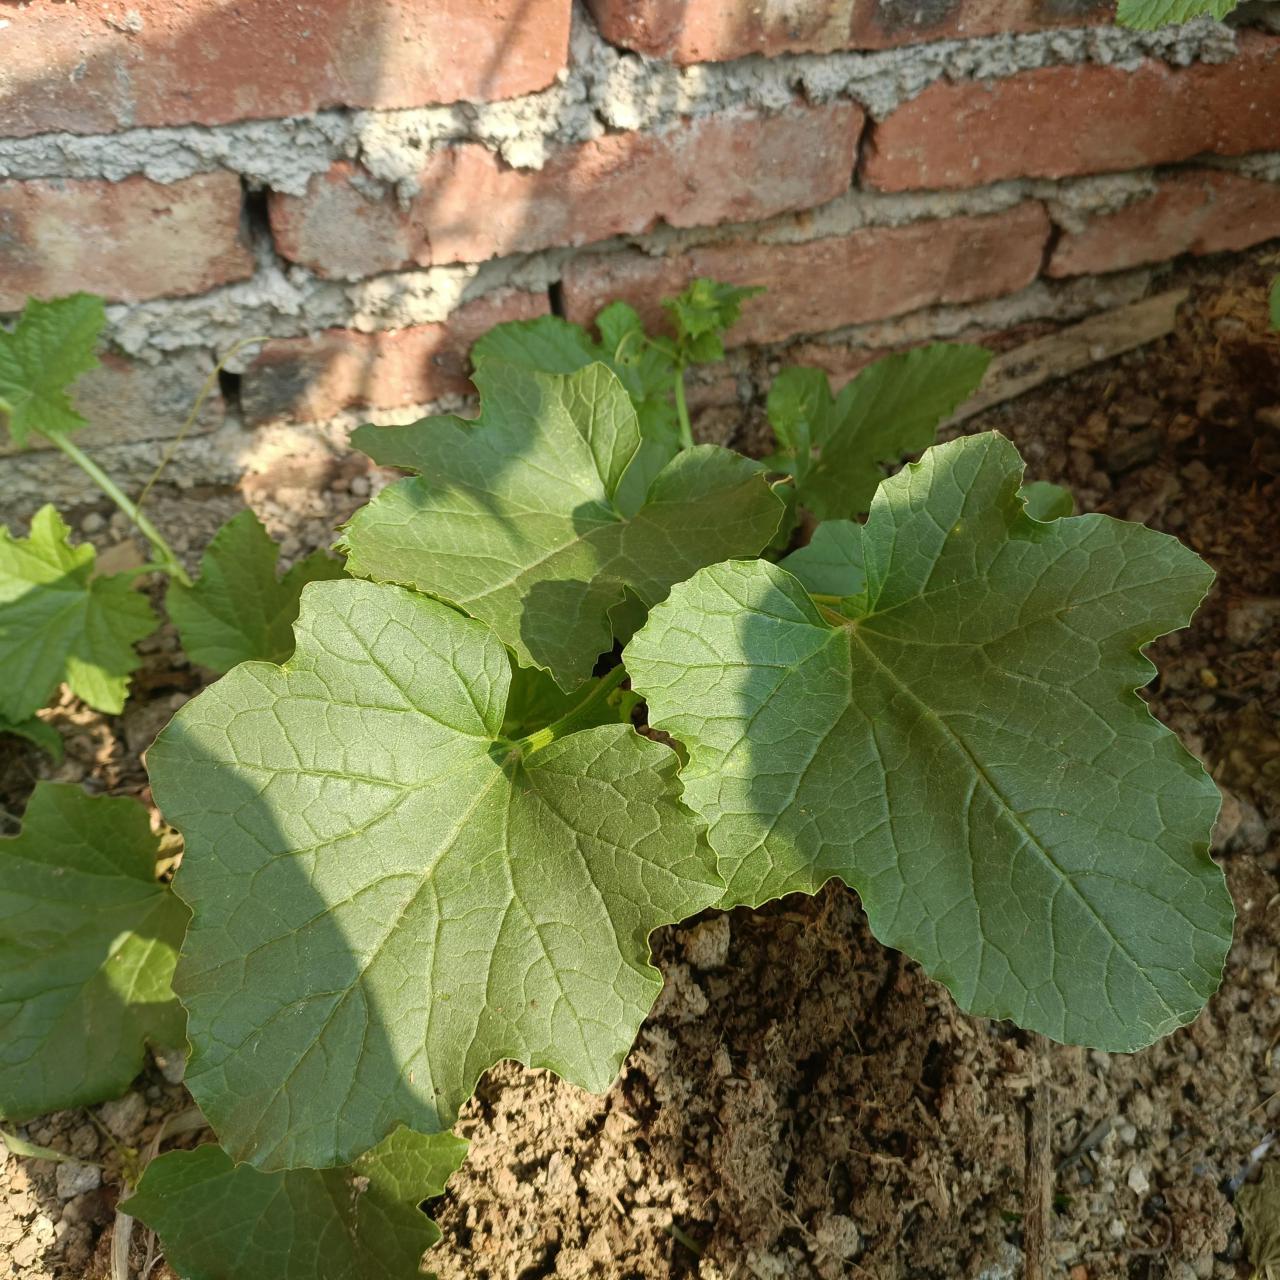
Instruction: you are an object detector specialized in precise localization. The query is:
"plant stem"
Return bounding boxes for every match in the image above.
[515,664,630,756]
[47,434,191,586]
[673,363,694,450]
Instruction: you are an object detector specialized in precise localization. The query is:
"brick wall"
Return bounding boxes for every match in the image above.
[2,1,1279,507]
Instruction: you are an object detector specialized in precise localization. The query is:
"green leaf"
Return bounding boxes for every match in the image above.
[0,505,158,721]
[1020,480,1076,522]
[0,295,105,447]
[770,345,991,521]
[0,783,188,1119]
[339,362,782,691]
[167,510,345,674]
[123,1127,467,1280]
[146,578,721,1169]
[779,520,866,605]
[1115,0,1237,29]
[472,305,679,451]
[0,716,64,761]
[665,278,762,365]
[1269,277,1279,332]
[625,431,1232,1052]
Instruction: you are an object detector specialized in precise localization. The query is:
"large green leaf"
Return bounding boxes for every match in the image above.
[1116,0,1237,28]
[767,345,991,521]
[0,505,158,721]
[339,362,782,690]
[625,431,1232,1051]
[147,578,720,1169]
[0,294,104,447]
[123,1127,466,1280]
[0,783,188,1119]
[168,510,346,673]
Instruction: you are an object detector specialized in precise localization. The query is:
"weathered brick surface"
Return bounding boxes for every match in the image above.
[0,173,252,310]
[586,0,1110,62]
[561,203,1051,346]
[864,34,1280,191]
[0,350,222,458]
[0,0,572,138]
[241,291,550,426]
[1049,170,1280,277]
[270,105,863,279]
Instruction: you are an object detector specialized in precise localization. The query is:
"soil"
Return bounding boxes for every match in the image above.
[2,249,1278,1280]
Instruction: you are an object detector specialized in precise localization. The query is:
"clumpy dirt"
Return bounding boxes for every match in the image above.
[2,249,1278,1280]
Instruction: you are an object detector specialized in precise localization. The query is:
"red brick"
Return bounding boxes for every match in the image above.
[864,34,1280,192]
[0,0,572,138]
[1049,170,1280,278]
[270,105,863,279]
[561,203,1051,347]
[0,173,252,310]
[586,0,1110,62]
[240,291,550,426]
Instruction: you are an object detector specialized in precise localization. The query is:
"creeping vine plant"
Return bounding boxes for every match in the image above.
[0,278,1231,1278]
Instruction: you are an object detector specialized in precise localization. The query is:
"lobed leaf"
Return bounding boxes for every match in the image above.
[0,506,157,721]
[472,303,679,452]
[767,344,991,521]
[664,278,762,364]
[0,294,105,447]
[339,362,782,690]
[123,1127,467,1280]
[625,431,1232,1052]
[0,783,188,1119]
[167,509,346,673]
[147,578,721,1169]
[1115,0,1238,28]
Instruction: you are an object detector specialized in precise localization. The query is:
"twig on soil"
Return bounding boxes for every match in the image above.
[946,290,1188,427]
[1023,1034,1054,1280]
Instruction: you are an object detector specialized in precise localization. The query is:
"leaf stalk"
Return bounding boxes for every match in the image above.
[45,433,192,586]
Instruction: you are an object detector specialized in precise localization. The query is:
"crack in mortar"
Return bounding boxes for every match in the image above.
[0,7,1241,197]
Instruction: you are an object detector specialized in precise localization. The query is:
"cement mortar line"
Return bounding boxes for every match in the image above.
[93,152,1277,360]
[0,265,1173,516]
[0,11,1241,198]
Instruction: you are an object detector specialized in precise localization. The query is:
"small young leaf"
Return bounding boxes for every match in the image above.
[167,510,345,673]
[626,431,1232,1052]
[0,783,188,1119]
[769,344,991,521]
[147,578,721,1169]
[340,362,782,690]
[0,716,64,761]
[0,295,105,447]
[1116,0,1237,28]
[0,506,157,721]
[1020,480,1076,522]
[665,278,762,364]
[123,1127,467,1280]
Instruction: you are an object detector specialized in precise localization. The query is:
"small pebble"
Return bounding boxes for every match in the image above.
[54,1160,101,1200]
[1127,1165,1150,1197]
[79,511,105,535]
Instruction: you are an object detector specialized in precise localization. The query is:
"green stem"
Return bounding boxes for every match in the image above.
[515,664,630,756]
[47,434,191,586]
[673,363,693,451]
